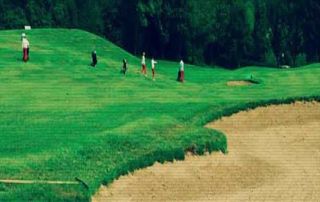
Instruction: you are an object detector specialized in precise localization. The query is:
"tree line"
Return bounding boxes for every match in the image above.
[0,0,319,68]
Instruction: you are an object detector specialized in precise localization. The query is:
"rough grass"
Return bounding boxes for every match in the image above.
[0,29,319,201]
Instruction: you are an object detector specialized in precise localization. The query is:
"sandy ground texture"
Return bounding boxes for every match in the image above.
[227,80,255,86]
[93,101,320,202]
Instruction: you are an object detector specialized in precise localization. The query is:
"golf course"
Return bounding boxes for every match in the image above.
[0,29,320,201]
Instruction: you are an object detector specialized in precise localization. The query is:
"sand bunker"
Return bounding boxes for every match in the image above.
[227,80,257,86]
[93,101,320,202]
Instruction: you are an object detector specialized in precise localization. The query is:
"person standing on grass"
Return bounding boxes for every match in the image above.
[178,60,185,82]
[91,50,97,67]
[141,52,147,76]
[21,33,25,41]
[21,33,30,62]
[151,58,157,80]
[122,59,128,75]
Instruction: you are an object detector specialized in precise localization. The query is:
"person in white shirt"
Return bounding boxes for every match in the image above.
[151,58,157,80]
[141,52,147,76]
[177,60,185,82]
[21,33,26,41]
[21,34,30,62]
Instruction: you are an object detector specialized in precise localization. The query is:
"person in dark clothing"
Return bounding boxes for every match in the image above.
[91,50,97,67]
[122,59,128,75]
[177,71,181,81]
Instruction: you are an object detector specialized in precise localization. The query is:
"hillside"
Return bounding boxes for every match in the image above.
[0,29,319,201]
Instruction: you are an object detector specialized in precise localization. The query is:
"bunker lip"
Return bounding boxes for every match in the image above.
[227,79,259,86]
[92,101,320,202]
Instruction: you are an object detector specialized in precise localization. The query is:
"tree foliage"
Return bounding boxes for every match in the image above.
[0,0,319,68]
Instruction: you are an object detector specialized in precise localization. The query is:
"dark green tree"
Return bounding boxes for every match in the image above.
[0,0,319,68]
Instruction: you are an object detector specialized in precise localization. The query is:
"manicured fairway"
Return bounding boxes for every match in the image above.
[0,29,319,201]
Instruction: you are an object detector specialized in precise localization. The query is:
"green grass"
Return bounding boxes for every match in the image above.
[0,28,319,201]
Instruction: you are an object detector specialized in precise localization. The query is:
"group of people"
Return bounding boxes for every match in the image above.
[21,32,185,82]
[133,52,185,82]
[91,51,185,82]
[21,33,30,62]
[140,52,159,81]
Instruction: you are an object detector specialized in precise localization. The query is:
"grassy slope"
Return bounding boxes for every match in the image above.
[0,29,319,201]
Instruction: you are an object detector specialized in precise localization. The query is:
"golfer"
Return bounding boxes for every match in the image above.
[122,59,128,75]
[21,33,30,62]
[178,60,185,82]
[91,50,97,67]
[141,52,147,76]
[151,58,157,80]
